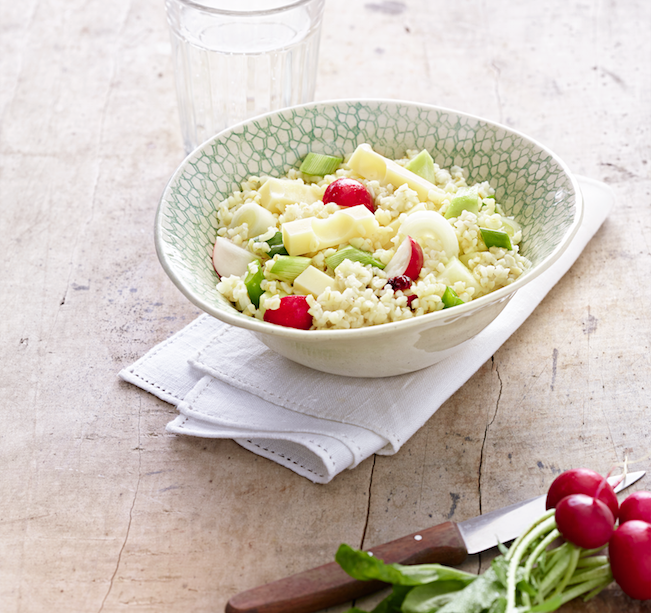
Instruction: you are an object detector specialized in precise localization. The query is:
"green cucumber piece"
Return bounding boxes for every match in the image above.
[442,286,465,308]
[299,152,343,176]
[445,194,480,219]
[325,245,386,270]
[245,260,265,308]
[270,255,312,283]
[480,227,513,250]
[405,149,436,183]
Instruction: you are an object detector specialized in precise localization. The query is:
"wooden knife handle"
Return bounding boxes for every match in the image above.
[226,521,467,613]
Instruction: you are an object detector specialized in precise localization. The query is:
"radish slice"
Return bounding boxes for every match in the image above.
[398,211,459,258]
[384,236,424,280]
[212,237,258,278]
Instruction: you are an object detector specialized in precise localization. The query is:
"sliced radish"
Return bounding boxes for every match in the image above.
[263,295,312,330]
[384,236,424,281]
[212,236,258,278]
[398,211,459,258]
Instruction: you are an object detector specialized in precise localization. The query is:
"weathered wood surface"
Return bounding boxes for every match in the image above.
[1,0,650,611]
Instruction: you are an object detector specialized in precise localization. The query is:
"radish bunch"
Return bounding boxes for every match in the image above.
[546,468,651,601]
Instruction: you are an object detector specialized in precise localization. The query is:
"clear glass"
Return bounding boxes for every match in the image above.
[165,0,326,154]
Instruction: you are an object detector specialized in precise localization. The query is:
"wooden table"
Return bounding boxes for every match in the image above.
[2,0,650,611]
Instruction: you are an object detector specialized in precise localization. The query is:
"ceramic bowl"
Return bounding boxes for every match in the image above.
[155,99,583,377]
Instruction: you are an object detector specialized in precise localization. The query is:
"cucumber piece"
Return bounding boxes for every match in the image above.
[299,152,343,176]
[325,245,385,270]
[442,286,465,308]
[270,255,312,283]
[445,194,480,219]
[405,149,436,183]
[480,228,513,250]
[245,260,265,308]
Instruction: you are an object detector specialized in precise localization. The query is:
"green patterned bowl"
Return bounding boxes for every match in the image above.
[156,99,583,377]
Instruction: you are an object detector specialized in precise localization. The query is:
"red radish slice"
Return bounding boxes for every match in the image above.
[384,237,424,281]
[619,491,651,524]
[212,237,259,278]
[263,295,312,330]
[545,468,619,520]
[554,493,615,549]
[609,520,651,600]
[323,178,375,213]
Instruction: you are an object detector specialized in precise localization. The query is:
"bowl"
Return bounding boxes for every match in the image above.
[155,99,583,377]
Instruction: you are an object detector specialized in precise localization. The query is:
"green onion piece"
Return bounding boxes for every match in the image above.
[445,194,480,219]
[270,255,311,283]
[245,260,265,308]
[405,149,436,183]
[480,227,513,250]
[325,245,386,270]
[255,230,288,257]
[299,152,343,176]
[442,286,465,308]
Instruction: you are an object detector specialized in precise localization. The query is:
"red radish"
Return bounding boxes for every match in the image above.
[384,237,424,281]
[545,468,619,520]
[609,520,651,600]
[554,493,615,549]
[619,491,651,524]
[263,295,312,330]
[323,178,375,213]
[212,236,258,278]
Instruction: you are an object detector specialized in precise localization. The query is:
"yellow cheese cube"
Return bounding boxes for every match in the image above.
[282,205,379,256]
[293,266,334,297]
[258,178,321,214]
[348,143,443,201]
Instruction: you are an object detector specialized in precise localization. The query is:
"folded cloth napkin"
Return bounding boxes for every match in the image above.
[120,176,614,484]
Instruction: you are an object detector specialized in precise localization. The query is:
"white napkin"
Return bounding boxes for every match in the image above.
[120,176,614,484]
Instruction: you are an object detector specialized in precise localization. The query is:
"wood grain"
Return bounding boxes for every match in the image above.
[1,0,650,611]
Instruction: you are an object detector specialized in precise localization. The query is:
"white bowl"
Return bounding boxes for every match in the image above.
[156,99,583,377]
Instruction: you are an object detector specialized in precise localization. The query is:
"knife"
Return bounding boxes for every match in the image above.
[226,471,645,613]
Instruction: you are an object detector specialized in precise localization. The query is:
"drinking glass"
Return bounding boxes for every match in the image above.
[165,0,326,154]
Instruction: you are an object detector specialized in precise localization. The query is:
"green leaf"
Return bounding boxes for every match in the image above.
[435,567,506,613]
[335,544,475,587]
[402,580,469,613]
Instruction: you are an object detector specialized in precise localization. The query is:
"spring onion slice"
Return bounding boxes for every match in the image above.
[244,260,265,308]
[299,152,343,176]
[325,245,385,270]
[480,227,513,250]
[442,286,465,308]
[257,230,288,257]
[270,255,312,283]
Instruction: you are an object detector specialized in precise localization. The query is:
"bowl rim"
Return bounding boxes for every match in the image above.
[156,98,584,342]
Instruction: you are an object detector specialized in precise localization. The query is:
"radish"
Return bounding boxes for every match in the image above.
[554,493,615,549]
[609,519,651,600]
[619,491,651,524]
[323,178,375,213]
[212,236,258,278]
[545,468,619,520]
[384,236,424,281]
[263,295,312,330]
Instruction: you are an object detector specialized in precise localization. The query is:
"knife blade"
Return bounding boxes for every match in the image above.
[225,470,645,613]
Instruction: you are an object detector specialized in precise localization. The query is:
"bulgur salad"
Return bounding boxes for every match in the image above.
[212,143,531,330]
